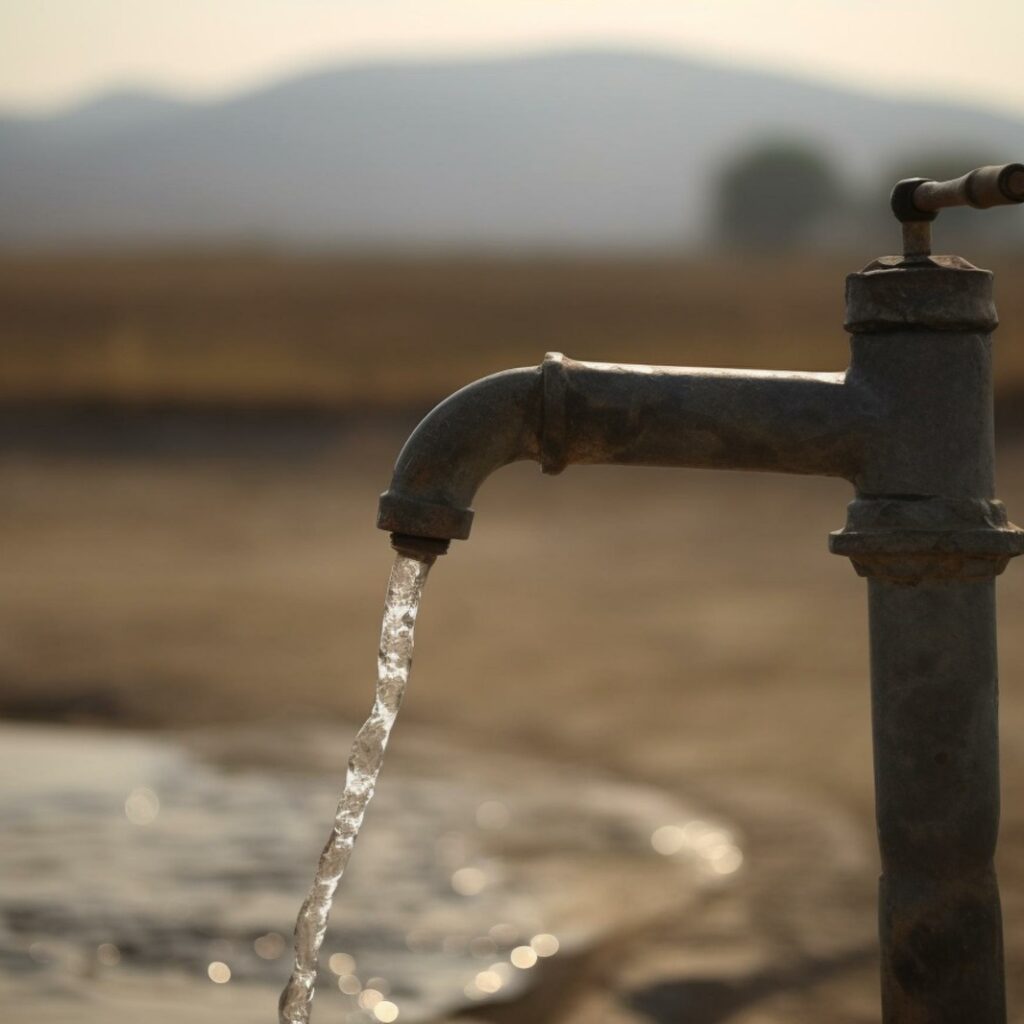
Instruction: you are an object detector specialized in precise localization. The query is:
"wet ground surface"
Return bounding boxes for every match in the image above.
[0,721,744,1023]
[3,421,1024,1021]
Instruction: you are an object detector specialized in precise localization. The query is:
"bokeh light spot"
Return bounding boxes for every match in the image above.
[338,974,361,995]
[530,933,559,957]
[451,866,487,896]
[124,786,160,825]
[651,824,688,855]
[328,951,355,975]
[510,945,538,969]
[474,969,503,994]
[358,988,384,1010]
[254,932,285,960]
[374,1000,400,1022]
[207,961,231,983]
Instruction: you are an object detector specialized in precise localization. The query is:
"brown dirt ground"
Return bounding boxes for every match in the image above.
[3,425,1024,1021]
[4,250,1024,1020]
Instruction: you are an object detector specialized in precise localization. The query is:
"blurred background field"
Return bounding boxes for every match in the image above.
[3,250,1024,412]
[5,4,1024,1022]
[4,245,1024,1024]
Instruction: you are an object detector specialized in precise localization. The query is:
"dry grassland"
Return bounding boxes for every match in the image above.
[2,251,1023,412]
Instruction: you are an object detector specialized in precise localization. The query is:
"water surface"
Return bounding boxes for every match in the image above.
[0,721,742,1022]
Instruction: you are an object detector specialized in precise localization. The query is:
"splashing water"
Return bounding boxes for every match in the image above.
[278,553,432,1024]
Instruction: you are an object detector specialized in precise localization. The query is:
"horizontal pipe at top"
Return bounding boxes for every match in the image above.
[553,357,863,480]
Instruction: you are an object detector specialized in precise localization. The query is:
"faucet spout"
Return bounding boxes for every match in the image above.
[377,365,544,557]
[378,353,868,557]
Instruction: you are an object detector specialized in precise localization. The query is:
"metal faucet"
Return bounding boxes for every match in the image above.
[377,163,1024,1022]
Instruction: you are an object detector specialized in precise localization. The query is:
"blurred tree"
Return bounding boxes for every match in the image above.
[715,141,844,251]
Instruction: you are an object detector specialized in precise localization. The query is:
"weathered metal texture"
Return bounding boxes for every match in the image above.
[844,255,997,336]
[378,356,868,557]
[869,579,1006,1022]
[839,255,998,499]
[375,164,1024,1019]
[911,163,1024,214]
[901,221,933,260]
[544,355,864,477]
[832,496,1024,582]
[379,255,1006,554]
[891,164,1023,259]
[376,366,543,550]
[832,253,1017,1022]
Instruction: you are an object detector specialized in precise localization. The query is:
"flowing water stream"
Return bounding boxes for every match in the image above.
[279,554,433,1023]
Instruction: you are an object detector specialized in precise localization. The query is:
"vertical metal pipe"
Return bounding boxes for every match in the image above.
[833,252,1024,1022]
[868,578,1005,1020]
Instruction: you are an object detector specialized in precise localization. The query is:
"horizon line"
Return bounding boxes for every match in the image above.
[3,41,1022,126]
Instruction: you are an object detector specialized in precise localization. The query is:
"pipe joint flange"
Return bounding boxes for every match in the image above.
[541,351,569,475]
[829,496,1024,582]
[377,490,474,542]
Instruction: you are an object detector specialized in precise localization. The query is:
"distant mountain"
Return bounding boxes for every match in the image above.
[1,49,1021,249]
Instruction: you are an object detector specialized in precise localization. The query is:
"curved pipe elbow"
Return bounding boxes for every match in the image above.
[377,364,544,556]
[378,354,871,558]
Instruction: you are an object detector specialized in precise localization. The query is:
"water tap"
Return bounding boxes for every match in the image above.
[892,161,1024,258]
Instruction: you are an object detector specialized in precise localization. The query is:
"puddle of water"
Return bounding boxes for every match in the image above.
[0,722,742,1022]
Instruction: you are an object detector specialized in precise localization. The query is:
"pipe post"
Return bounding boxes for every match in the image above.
[831,255,1024,1021]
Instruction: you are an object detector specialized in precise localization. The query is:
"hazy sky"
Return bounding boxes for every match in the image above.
[3,0,1023,117]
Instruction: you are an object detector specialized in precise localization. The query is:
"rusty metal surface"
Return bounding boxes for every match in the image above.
[379,255,1003,561]
[891,163,1023,259]
[911,163,1024,213]
[832,243,1013,1021]
[375,365,543,555]
[375,163,1024,1020]
[830,496,1024,582]
[900,221,933,259]
[844,255,997,334]
[869,579,1006,1022]
[890,177,939,225]
[844,257,997,502]
[554,359,863,476]
[540,351,570,475]
[379,359,867,557]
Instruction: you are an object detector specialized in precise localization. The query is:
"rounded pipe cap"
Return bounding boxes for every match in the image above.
[845,255,996,334]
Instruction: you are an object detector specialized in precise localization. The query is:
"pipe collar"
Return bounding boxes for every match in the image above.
[830,496,1024,582]
[540,351,569,475]
[845,256,997,335]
